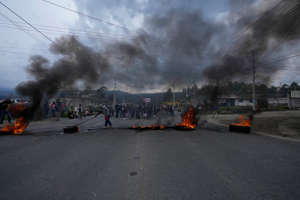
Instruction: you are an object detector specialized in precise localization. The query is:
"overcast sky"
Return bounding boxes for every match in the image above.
[0,0,299,90]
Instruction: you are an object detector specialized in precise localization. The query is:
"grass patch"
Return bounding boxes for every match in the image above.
[216,114,300,137]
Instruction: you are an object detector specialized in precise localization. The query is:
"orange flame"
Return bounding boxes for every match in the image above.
[1,103,29,135]
[176,106,196,129]
[1,117,28,135]
[231,115,251,127]
[131,107,196,130]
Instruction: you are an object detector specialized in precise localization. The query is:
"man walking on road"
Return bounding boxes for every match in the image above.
[104,113,112,128]
[94,107,112,128]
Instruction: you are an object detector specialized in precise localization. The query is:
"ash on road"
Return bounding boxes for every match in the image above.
[0,127,300,200]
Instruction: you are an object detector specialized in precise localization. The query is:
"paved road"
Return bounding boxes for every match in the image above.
[0,129,300,200]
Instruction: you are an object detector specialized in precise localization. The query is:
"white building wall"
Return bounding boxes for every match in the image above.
[235,100,253,107]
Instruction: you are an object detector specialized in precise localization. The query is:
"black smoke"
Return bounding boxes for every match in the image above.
[105,9,221,90]
[16,36,110,118]
[204,0,300,83]
[16,0,300,116]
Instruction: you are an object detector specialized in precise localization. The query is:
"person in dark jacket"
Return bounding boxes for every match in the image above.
[0,99,12,124]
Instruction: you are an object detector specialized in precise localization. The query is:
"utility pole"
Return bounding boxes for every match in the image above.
[112,80,117,108]
[186,87,188,98]
[172,91,175,109]
[252,51,256,112]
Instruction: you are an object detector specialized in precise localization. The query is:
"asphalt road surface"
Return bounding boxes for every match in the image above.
[0,128,300,200]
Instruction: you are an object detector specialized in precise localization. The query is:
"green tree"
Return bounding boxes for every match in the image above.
[290,82,300,90]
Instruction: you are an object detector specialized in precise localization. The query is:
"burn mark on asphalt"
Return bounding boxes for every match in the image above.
[129,171,138,176]
[134,156,140,160]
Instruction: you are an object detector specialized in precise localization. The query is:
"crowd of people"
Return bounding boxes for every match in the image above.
[106,103,175,120]
[0,97,178,128]
[44,100,176,121]
[45,100,93,121]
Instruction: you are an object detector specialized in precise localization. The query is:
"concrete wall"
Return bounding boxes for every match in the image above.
[268,98,289,105]
[289,98,300,109]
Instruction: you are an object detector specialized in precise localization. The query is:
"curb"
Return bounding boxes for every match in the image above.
[210,119,300,142]
[254,131,300,143]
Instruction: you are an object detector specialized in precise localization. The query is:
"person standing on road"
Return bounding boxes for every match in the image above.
[78,104,83,119]
[0,98,12,124]
[43,100,49,119]
[50,102,56,118]
[55,99,61,121]
[104,112,112,128]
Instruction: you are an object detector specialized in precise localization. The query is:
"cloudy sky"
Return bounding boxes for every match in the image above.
[0,0,78,88]
[0,0,299,91]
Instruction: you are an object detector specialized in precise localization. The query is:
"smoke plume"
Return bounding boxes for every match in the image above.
[16,36,110,117]
[16,0,300,115]
[204,0,300,83]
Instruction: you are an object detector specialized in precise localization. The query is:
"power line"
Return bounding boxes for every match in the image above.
[0,49,37,55]
[260,51,300,64]
[0,18,131,40]
[0,24,127,42]
[0,1,53,42]
[0,11,44,43]
[0,20,128,38]
[223,0,300,68]
[227,0,299,57]
[220,0,284,56]
[0,46,125,61]
[0,45,49,51]
[0,48,125,61]
[233,0,284,44]
[41,0,130,32]
[260,1,300,59]
[0,23,127,39]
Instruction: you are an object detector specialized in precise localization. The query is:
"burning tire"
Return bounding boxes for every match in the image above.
[229,124,251,134]
[63,126,80,134]
[229,115,252,134]
[1,104,30,135]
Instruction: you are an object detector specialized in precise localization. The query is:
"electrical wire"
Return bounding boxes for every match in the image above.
[0,20,128,38]
[0,25,128,42]
[0,11,44,43]
[260,51,300,64]
[220,0,285,56]
[259,1,300,59]
[41,0,130,32]
[0,1,53,42]
[0,21,130,41]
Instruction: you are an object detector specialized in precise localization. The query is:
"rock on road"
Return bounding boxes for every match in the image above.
[0,129,300,200]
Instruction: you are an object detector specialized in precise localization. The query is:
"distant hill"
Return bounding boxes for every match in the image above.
[105,90,183,104]
[8,88,182,104]
[0,88,15,99]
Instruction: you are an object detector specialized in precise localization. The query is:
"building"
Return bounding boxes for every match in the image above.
[268,97,289,106]
[218,95,253,107]
[267,90,300,109]
[289,90,300,109]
